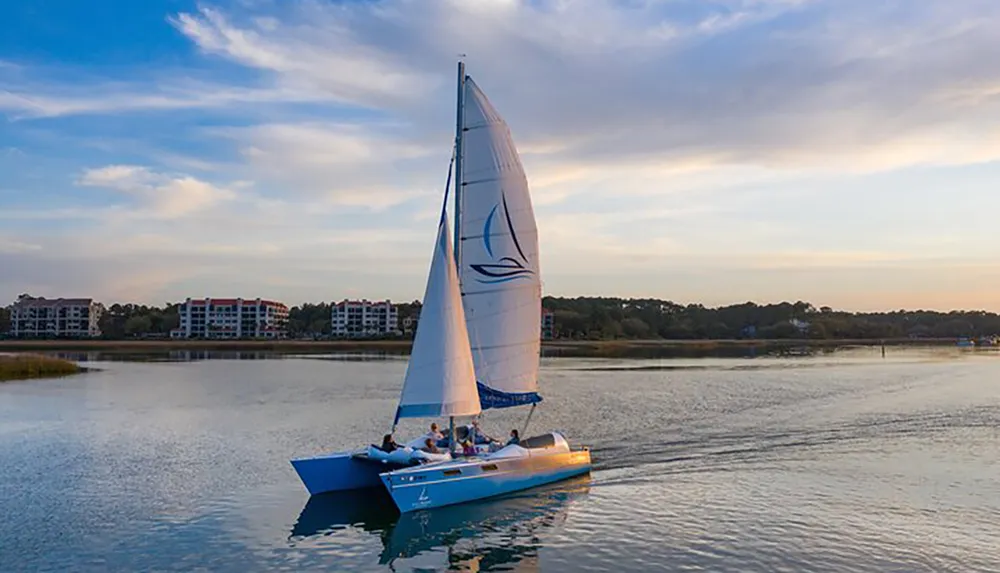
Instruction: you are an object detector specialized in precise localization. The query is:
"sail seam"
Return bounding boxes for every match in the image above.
[462,285,538,296]
[461,176,501,186]
[460,231,539,239]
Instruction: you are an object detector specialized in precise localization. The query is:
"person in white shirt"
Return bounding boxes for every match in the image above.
[427,423,444,441]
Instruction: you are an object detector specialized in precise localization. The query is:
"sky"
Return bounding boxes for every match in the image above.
[1,0,999,312]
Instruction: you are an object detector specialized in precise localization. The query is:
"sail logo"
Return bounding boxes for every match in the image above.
[417,487,431,505]
[470,193,534,284]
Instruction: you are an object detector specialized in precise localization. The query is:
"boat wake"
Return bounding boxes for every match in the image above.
[590,404,1000,487]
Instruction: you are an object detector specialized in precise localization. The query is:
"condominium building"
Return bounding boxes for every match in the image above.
[542,308,555,340]
[170,297,289,339]
[8,296,103,338]
[331,299,399,338]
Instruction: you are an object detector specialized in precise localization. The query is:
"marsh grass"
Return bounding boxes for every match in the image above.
[0,354,81,381]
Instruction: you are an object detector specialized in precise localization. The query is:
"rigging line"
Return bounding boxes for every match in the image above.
[438,146,457,225]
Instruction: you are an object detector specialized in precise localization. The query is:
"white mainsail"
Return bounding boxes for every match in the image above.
[457,76,542,408]
[395,214,482,421]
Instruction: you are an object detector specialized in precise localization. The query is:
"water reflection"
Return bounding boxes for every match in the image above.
[35,343,986,365]
[290,488,398,537]
[291,476,591,571]
[42,350,408,363]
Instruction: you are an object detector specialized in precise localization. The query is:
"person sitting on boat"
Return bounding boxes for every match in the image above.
[426,423,444,441]
[461,439,476,456]
[421,437,440,454]
[470,420,498,445]
[380,434,399,453]
[506,429,520,446]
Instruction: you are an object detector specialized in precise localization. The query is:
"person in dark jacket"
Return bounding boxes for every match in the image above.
[506,429,520,446]
[380,434,399,452]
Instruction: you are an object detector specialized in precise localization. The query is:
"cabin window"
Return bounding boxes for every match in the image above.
[480,464,498,472]
[519,434,556,449]
[442,469,462,477]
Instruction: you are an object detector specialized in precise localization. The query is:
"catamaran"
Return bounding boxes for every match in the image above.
[290,61,592,512]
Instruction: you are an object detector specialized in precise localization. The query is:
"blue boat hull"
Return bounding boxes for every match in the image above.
[379,448,592,512]
[291,451,389,495]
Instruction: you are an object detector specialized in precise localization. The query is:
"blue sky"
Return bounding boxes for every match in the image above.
[2,0,999,311]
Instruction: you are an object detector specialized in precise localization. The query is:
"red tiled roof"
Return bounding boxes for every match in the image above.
[185,298,287,309]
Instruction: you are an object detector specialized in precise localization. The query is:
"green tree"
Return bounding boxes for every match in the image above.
[807,322,829,339]
[288,302,332,337]
[535,297,1000,341]
[99,303,128,339]
[621,317,650,338]
[553,309,587,339]
[124,315,153,336]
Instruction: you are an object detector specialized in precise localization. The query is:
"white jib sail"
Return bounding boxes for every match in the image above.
[458,76,542,403]
[396,214,482,419]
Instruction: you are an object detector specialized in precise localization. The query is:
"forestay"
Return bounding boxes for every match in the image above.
[457,76,542,409]
[395,214,482,421]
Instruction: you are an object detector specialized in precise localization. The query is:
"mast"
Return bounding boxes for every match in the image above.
[450,59,467,454]
[453,59,467,268]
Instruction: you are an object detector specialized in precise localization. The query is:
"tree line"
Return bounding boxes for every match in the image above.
[541,297,1000,340]
[3,296,998,340]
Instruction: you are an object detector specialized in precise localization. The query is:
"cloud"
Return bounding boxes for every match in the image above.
[211,122,442,208]
[3,0,1000,310]
[0,82,332,120]
[0,239,42,254]
[0,157,436,305]
[169,5,434,109]
[7,0,1000,179]
[0,215,431,305]
[162,0,1000,193]
[76,165,237,218]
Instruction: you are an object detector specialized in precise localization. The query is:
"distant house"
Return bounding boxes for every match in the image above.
[789,319,810,334]
[402,315,419,337]
[8,295,103,338]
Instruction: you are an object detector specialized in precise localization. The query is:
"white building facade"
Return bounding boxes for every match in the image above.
[170,298,289,339]
[331,299,399,338]
[541,308,555,340]
[8,296,103,338]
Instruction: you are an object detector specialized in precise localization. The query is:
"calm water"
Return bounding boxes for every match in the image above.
[2,347,999,572]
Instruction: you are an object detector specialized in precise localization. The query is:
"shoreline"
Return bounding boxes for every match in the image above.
[0,337,965,359]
